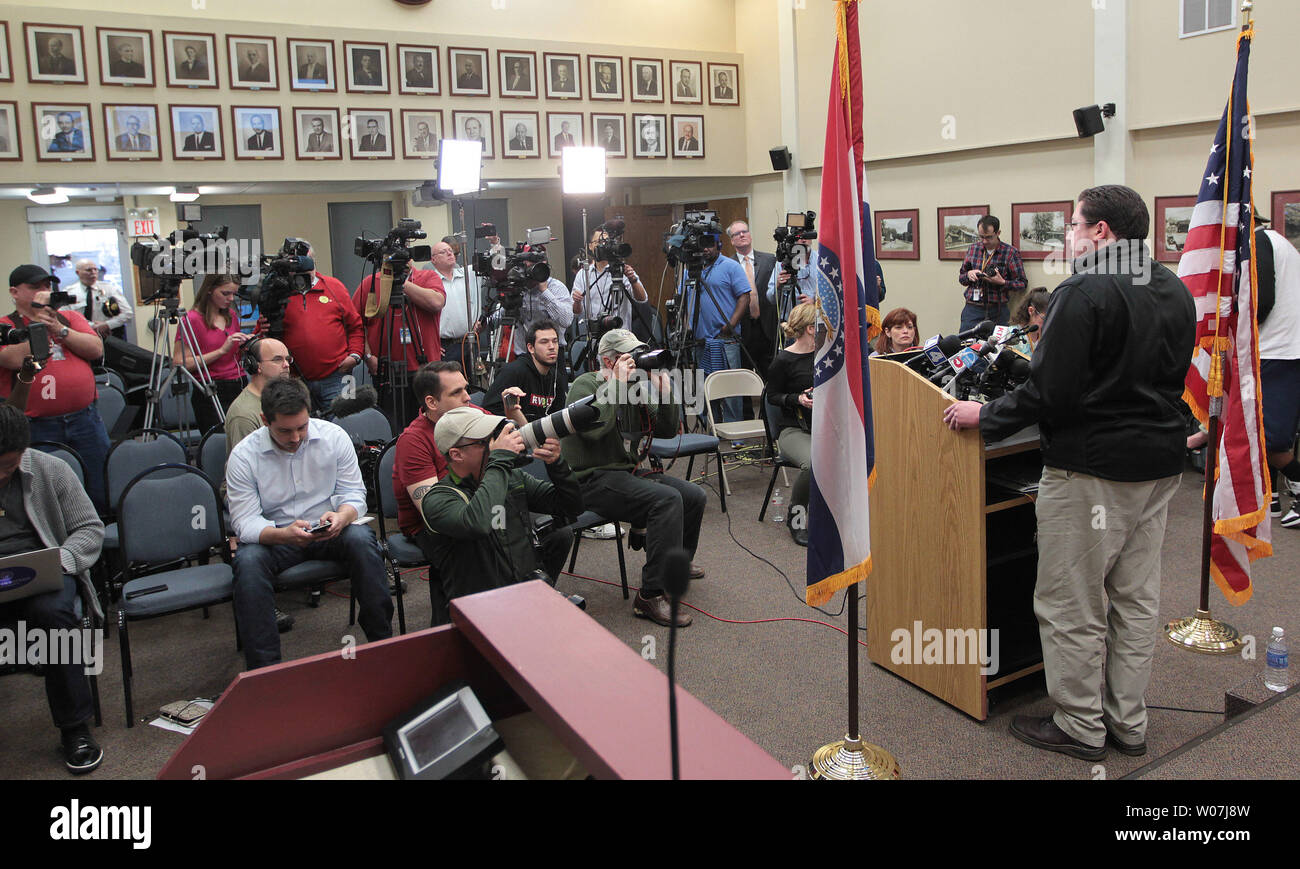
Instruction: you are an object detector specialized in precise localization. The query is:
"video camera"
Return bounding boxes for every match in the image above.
[594,219,632,266]
[237,237,315,338]
[0,321,51,363]
[129,225,232,304]
[354,218,432,303]
[773,211,817,274]
[475,226,552,316]
[662,214,723,272]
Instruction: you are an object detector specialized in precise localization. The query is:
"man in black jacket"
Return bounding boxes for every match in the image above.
[726,221,777,413]
[483,320,567,425]
[943,184,1195,761]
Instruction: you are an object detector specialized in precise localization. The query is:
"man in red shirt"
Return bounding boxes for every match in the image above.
[354,262,444,426]
[0,266,110,512]
[272,247,365,415]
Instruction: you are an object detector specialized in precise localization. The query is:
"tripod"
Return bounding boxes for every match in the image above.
[141,294,224,436]
[372,277,428,429]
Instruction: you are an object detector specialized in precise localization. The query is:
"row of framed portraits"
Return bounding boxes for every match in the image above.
[1154,192,1300,261]
[0,22,741,105]
[0,100,710,162]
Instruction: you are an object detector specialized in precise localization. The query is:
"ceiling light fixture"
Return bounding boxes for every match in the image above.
[28,186,69,205]
[170,185,201,202]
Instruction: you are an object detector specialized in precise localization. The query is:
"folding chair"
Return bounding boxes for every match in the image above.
[520,460,629,599]
[759,391,801,522]
[702,369,767,497]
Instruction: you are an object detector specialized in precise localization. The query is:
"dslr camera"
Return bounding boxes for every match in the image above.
[773,211,817,275]
[238,237,315,338]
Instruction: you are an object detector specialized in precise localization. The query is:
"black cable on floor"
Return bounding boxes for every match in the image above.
[1146,704,1223,715]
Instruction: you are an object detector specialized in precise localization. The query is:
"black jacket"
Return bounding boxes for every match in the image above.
[740,250,778,369]
[483,356,567,423]
[980,242,1195,481]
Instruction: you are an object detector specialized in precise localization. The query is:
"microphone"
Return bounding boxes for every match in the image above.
[663,548,691,781]
[955,319,996,342]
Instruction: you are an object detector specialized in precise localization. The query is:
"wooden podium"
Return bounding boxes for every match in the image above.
[866,357,1043,720]
[158,581,788,780]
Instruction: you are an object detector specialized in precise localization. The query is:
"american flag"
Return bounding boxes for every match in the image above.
[1180,24,1270,606]
[806,0,882,607]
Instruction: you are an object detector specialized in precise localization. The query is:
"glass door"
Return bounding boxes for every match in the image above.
[30,220,137,344]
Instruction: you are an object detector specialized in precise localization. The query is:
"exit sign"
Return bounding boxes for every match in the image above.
[130,218,157,237]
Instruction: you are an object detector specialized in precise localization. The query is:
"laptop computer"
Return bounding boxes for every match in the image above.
[0,547,65,605]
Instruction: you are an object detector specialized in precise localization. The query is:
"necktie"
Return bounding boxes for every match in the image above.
[743,255,756,292]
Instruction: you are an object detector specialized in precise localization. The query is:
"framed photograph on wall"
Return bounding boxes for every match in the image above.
[707,62,739,106]
[500,111,540,159]
[671,114,703,158]
[1271,189,1300,250]
[1011,200,1071,261]
[288,39,335,92]
[448,47,489,97]
[0,22,11,83]
[590,113,625,158]
[169,103,223,160]
[344,41,388,94]
[937,205,989,261]
[293,107,341,160]
[629,58,663,103]
[401,108,442,158]
[97,27,154,87]
[546,112,582,157]
[24,23,86,84]
[231,105,283,159]
[0,101,23,161]
[103,103,161,161]
[587,54,623,101]
[543,52,580,99]
[632,113,666,159]
[163,31,218,88]
[874,209,920,261]
[227,35,278,90]
[1153,195,1197,263]
[498,50,537,99]
[33,102,94,161]
[452,110,493,158]
[397,44,439,95]
[669,60,702,105]
[348,108,394,159]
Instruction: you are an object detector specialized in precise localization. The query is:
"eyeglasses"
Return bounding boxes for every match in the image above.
[267,354,294,365]
[1068,220,1097,230]
[728,229,750,237]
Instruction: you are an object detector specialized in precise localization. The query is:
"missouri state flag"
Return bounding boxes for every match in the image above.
[806,0,882,607]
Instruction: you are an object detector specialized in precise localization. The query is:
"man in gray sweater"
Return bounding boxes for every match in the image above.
[0,405,105,774]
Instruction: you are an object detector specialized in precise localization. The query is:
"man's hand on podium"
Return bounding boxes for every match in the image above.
[943,400,981,431]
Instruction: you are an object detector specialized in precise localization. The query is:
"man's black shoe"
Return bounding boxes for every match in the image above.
[633,591,691,627]
[567,593,587,610]
[275,608,295,633]
[62,730,104,775]
[1105,728,1147,757]
[389,578,408,595]
[1010,714,1105,761]
[628,528,646,551]
[790,525,809,547]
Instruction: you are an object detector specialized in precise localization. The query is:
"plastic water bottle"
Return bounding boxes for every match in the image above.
[770,489,785,523]
[1264,627,1290,692]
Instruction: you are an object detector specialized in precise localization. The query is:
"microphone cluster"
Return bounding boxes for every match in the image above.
[905,320,1037,401]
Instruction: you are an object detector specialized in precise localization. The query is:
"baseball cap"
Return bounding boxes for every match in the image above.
[597,328,645,357]
[9,265,53,287]
[435,406,509,454]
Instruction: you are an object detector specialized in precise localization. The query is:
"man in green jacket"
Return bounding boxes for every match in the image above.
[419,406,582,623]
[562,329,705,627]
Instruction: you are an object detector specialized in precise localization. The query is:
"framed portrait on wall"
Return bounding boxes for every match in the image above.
[629,58,663,103]
[874,209,920,261]
[103,103,161,161]
[632,113,666,159]
[498,50,537,99]
[163,31,219,88]
[937,205,989,261]
[97,27,154,87]
[546,112,583,157]
[543,52,581,100]
[448,47,489,97]
[707,62,739,106]
[1011,200,1071,262]
[169,103,224,160]
[344,41,389,94]
[669,60,702,105]
[288,39,336,92]
[1271,190,1300,250]
[348,108,394,159]
[33,102,94,161]
[397,44,439,95]
[293,107,341,160]
[24,23,86,84]
[452,110,493,158]
[0,101,23,161]
[587,54,623,101]
[231,105,283,159]
[1153,195,1197,263]
[590,113,625,158]
[500,111,540,159]
[227,35,278,90]
[401,108,442,158]
[0,22,11,83]
[671,114,703,158]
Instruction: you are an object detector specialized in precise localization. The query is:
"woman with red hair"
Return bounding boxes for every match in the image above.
[874,307,919,355]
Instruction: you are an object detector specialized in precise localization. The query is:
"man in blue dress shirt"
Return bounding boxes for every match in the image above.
[676,234,750,421]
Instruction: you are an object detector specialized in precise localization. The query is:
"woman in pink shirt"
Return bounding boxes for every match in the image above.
[174,273,249,434]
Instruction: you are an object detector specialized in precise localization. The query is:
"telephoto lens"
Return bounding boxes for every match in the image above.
[632,347,675,370]
[515,394,601,451]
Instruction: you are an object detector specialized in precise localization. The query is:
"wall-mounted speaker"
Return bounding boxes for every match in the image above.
[769,146,792,171]
[1073,105,1106,138]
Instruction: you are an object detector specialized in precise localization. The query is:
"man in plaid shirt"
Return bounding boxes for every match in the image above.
[957,215,1026,331]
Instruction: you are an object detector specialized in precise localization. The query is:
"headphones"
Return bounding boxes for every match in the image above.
[241,335,265,377]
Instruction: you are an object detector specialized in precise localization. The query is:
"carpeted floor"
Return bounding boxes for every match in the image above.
[2,451,1297,780]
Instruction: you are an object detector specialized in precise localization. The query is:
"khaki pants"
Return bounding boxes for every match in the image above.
[1033,467,1181,747]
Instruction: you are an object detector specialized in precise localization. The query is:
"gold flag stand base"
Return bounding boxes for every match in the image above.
[1164,609,1244,654]
[809,735,900,780]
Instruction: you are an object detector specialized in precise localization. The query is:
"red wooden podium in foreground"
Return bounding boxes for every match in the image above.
[158,581,788,780]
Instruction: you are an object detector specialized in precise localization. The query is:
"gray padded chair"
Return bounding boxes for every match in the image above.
[337,407,393,445]
[116,463,235,727]
[30,441,86,487]
[372,439,417,633]
[95,384,129,438]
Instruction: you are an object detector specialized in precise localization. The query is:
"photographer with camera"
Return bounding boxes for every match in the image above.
[1,266,110,512]
[563,329,706,627]
[570,224,648,344]
[483,320,568,426]
[419,406,583,624]
[675,232,751,422]
[175,273,249,435]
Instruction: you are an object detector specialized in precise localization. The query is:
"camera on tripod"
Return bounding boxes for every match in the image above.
[774,211,817,274]
[594,219,632,265]
[237,237,316,338]
[130,226,231,304]
[662,215,722,271]
[355,218,432,298]
[476,227,552,314]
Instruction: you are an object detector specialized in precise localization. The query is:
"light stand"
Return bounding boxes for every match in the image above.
[563,147,606,372]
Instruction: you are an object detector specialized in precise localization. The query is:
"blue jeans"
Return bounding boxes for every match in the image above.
[29,405,111,514]
[0,575,94,730]
[703,337,743,423]
[959,300,1011,333]
[307,373,346,417]
[232,524,393,669]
